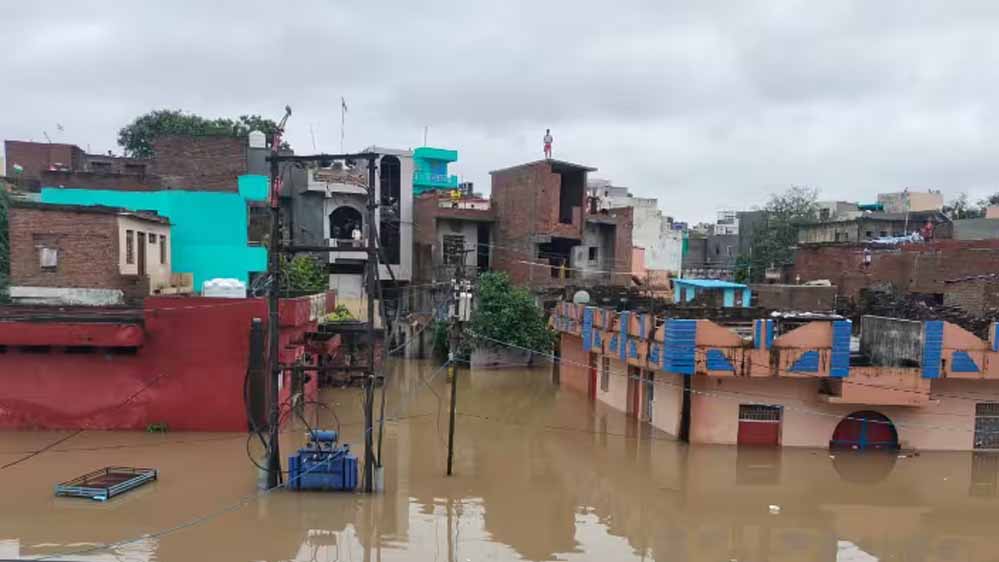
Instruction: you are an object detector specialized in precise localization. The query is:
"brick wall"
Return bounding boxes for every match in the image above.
[40,170,161,191]
[5,141,84,187]
[492,163,548,285]
[795,240,999,301]
[150,135,247,191]
[611,207,634,279]
[944,279,985,314]
[10,206,121,289]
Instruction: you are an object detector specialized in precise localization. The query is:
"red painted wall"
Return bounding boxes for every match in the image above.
[0,293,333,431]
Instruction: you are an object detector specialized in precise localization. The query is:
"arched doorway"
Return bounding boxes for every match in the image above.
[830,411,899,451]
[329,206,363,241]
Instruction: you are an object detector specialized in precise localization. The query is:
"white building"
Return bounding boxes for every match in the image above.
[305,147,414,313]
[713,209,738,235]
[585,179,682,275]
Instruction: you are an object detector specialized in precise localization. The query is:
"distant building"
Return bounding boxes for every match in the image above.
[6,136,256,192]
[278,148,413,316]
[673,279,751,307]
[681,232,738,279]
[412,146,459,194]
[815,200,860,222]
[7,201,190,305]
[491,160,633,288]
[714,210,738,235]
[797,210,951,244]
[952,218,999,241]
[877,189,944,214]
[586,178,681,275]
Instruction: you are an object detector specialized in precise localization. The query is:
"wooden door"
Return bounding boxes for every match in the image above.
[137,232,147,276]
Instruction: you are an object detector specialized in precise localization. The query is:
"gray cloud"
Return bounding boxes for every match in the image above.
[3,0,999,220]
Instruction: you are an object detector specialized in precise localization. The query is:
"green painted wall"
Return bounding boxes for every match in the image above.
[40,175,267,290]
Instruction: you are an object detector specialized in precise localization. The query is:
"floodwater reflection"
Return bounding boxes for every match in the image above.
[2,359,999,561]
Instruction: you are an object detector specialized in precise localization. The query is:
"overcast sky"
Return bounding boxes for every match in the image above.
[4,1,999,221]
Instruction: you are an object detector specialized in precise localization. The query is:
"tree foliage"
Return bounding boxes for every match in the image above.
[978,192,999,209]
[117,110,285,158]
[469,271,554,354]
[735,186,819,283]
[944,193,984,219]
[281,255,327,293]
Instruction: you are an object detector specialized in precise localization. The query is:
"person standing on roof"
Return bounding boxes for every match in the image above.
[543,129,553,159]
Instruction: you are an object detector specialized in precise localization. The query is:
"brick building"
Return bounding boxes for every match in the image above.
[490,159,633,288]
[5,136,256,193]
[794,240,999,302]
[8,201,190,305]
[797,210,951,244]
[943,275,999,317]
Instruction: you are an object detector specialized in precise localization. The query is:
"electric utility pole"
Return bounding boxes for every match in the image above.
[266,106,292,490]
[363,156,378,494]
[446,245,472,476]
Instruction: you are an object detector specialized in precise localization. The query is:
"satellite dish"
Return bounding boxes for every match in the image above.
[572,290,591,305]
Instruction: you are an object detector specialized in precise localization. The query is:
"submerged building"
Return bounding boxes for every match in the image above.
[553,301,999,451]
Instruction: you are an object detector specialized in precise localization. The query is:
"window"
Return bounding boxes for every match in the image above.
[880,230,889,237]
[739,404,782,421]
[148,233,156,244]
[726,245,733,257]
[39,247,58,270]
[90,161,112,172]
[125,230,135,264]
[588,247,598,261]
[600,357,610,392]
[124,163,146,175]
[865,231,873,239]
[443,235,465,265]
[819,208,831,220]
[160,235,167,265]
[975,403,999,449]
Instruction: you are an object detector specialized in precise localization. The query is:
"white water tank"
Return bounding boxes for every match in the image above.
[248,130,266,149]
[202,278,247,298]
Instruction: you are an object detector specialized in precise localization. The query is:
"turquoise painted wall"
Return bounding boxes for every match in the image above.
[723,288,735,307]
[40,175,268,290]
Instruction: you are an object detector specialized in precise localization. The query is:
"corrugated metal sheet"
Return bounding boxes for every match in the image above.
[830,320,851,378]
[581,307,594,352]
[619,311,630,360]
[922,321,943,379]
[664,319,696,375]
[648,342,661,365]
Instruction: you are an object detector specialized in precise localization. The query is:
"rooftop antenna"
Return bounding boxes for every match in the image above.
[424,125,428,146]
[310,124,317,151]
[42,131,52,144]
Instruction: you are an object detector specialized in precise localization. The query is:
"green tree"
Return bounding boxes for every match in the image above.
[117,110,286,158]
[281,255,327,293]
[944,193,983,219]
[469,271,554,354]
[735,186,819,283]
[977,192,999,209]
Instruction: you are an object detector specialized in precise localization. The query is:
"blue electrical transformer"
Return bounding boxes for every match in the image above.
[288,430,358,492]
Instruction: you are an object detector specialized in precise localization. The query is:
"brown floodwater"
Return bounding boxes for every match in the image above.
[3,359,999,561]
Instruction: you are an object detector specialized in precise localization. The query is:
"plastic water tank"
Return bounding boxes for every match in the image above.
[248,130,266,149]
[202,278,247,298]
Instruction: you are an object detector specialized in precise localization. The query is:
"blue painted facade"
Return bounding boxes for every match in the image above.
[663,319,697,375]
[674,279,751,308]
[951,351,980,373]
[790,351,820,373]
[706,349,735,372]
[922,321,944,379]
[830,320,852,378]
[581,307,594,351]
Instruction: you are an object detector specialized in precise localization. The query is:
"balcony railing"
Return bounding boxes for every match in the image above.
[413,171,459,189]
